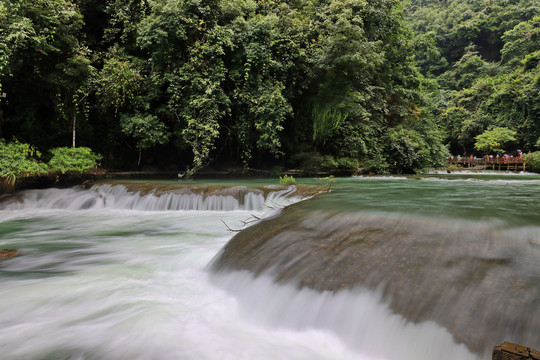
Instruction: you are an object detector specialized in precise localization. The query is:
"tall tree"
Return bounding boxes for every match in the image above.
[0,0,92,147]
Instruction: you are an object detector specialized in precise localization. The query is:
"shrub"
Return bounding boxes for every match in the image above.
[321,155,338,170]
[279,175,296,186]
[0,139,48,180]
[48,147,102,174]
[290,153,359,173]
[361,154,391,174]
[335,156,360,169]
[523,151,540,172]
[314,175,336,190]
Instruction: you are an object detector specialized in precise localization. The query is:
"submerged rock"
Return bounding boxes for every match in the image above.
[0,249,18,259]
[211,200,540,355]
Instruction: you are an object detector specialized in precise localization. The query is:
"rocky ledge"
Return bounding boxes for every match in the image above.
[211,200,540,354]
[88,180,329,199]
[493,342,540,360]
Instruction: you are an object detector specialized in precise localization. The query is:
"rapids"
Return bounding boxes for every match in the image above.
[0,176,539,360]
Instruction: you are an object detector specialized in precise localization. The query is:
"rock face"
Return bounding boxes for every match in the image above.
[493,342,540,360]
[0,249,18,259]
[211,200,540,355]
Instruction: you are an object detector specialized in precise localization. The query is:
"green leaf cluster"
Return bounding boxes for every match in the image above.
[0,139,48,179]
[0,139,101,185]
[279,174,295,187]
[523,151,540,172]
[474,127,517,154]
[120,113,169,151]
[48,147,102,174]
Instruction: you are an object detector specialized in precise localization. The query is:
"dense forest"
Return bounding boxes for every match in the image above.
[0,0,539,178]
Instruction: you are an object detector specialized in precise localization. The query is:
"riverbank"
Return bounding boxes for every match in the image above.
[0,165,352,196]
[0,172,101,196]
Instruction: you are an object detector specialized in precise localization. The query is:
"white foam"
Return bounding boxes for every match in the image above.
[212,270,478,360]
[0,184,303,212]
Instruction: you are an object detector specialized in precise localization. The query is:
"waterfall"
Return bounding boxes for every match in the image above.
[211,203,540,356]
[211,270,477,360]
[0,184,300,212]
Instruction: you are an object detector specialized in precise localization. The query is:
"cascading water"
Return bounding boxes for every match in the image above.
[210,174,540,359]
[0,183,296,212]
[1,176,538,360]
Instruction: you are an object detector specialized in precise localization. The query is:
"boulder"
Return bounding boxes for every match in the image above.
[493,342,540,360]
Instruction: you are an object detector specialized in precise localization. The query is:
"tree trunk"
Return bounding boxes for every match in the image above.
[72,112,76,148]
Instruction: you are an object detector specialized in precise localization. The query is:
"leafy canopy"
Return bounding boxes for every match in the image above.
[474,127,517,154]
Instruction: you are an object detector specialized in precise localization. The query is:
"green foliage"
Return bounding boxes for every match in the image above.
[474,127,517,154]
[96,46,142,112]
[0,0,92,147]
[312,100,351,142]
[120,113,169,166]
[304,0,439,173]
[523,151,540,172]
[136,0,188,73]
[407,0,540,158]
[5,0,514,174]
[314,175,336,190]
[170,25,231,176]
[288,152,360,173]
[408,0,539,65]
[501,16,540,66]
[361,154,391,174]
[385,126,430,173]
[0,139,101,184]
[0,2,9,93]
[447,49,498,90]
[279,174,296,186]
[120,113,169,151]
[320,155,359,170]
[0,139,48,181]
[228,8,299,165]
[103,0,149,47]
[251,81,290,157]
[48,147,102,174]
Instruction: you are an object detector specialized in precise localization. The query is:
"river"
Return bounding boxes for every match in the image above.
[0,174,538,360]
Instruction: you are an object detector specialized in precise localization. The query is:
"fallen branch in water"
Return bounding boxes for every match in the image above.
[221,214,263,232]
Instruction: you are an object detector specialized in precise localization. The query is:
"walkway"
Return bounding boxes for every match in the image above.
[448,157,526,171]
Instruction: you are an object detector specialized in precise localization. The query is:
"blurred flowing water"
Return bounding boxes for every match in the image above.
[1,175,539,360]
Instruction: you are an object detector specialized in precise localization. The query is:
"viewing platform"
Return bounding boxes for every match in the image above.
[448,157,527,171]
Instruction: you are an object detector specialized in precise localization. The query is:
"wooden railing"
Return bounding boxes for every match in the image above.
[448,157,526,171]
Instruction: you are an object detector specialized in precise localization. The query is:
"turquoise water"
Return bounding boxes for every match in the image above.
[0,174,538,359]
